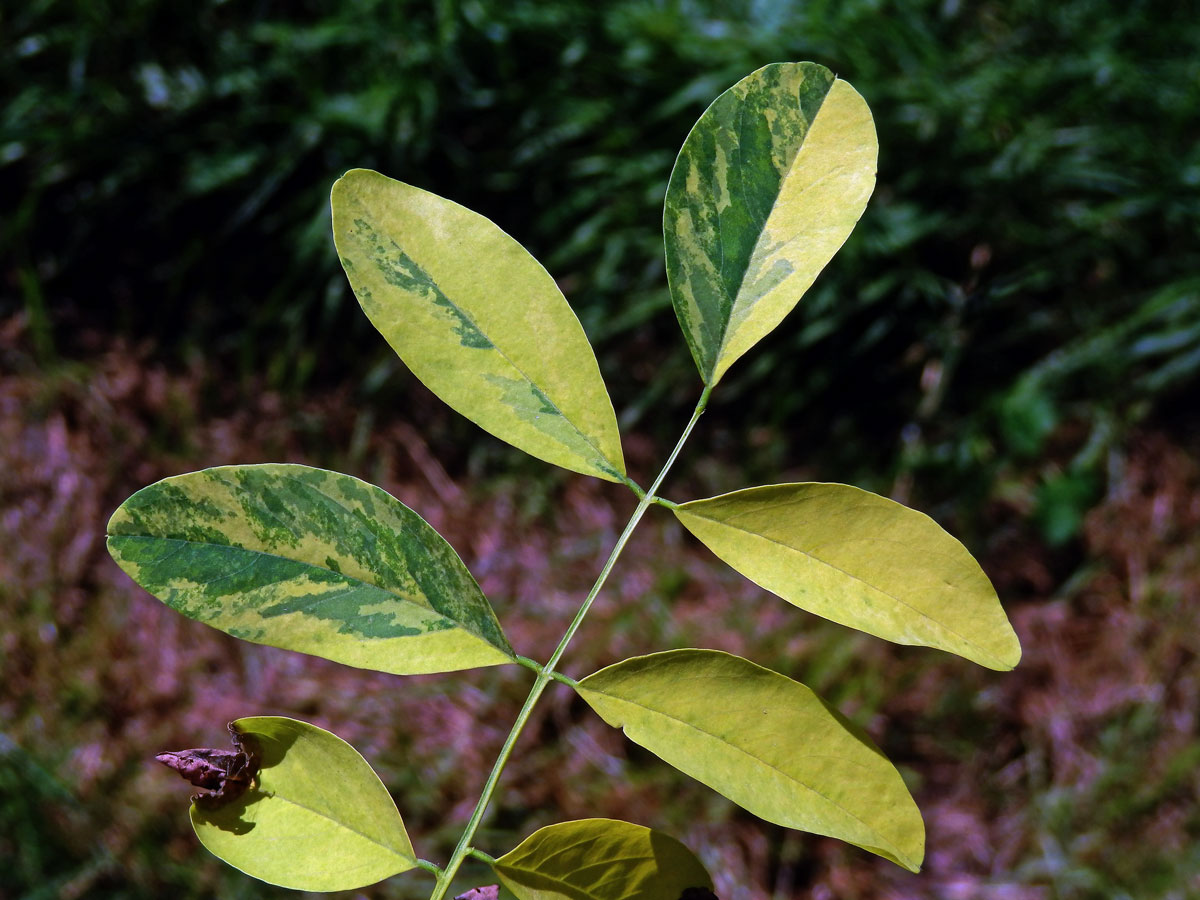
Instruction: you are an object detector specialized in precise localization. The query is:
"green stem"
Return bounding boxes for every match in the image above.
[513,655,543,675]
[427,386,711,900]
[621,475,648,499]
[546,669,578,689]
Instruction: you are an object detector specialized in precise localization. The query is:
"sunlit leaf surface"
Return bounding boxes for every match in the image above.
[332,168,625,481]
[577,649,924,871]
[665,62,877,385]
[191,717,415,891]
[107,464,514,674]
[492,818,713,900]
[674,483,1021,670]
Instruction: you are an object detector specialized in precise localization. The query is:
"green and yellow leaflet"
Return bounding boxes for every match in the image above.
[577,649,924,872]
[192,717,416,891]
[665,62,877,385]
[492,818,713,900]
[674,483,1021,670]
[332,169,625,481]
[107,464,514,674]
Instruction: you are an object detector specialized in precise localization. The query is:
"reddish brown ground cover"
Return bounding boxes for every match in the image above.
[2,317,1197,899]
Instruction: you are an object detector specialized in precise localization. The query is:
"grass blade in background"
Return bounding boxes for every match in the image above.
[106,464,514,674]
[191,717,416,891]
[665,62,877,386]
[673,484,1021,670]
[492,818,713,900]
[576,649,924,872]
[332,169,626,482]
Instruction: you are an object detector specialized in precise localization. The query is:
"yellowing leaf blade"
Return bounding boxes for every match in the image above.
[576,650,924,871]
[674,483,1021,670]
[190,717,415,891]
[665,62,877,385]
[332,169,625,481]
[106,464,514,674]
[492,818,713,900]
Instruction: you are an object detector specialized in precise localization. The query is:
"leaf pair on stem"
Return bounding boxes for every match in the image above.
[109,62,1020,897]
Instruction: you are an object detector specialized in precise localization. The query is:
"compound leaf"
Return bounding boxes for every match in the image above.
[107,463,514,674]
[332,168,625,482]
[492,818,713,900]
[576,649,924,872]
[673,483,1021,670]
[665,62,877,385]
[191,717,415,891]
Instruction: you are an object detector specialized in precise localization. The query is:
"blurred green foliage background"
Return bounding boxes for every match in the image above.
[7,0,1198,508]
[3,1,1200,898]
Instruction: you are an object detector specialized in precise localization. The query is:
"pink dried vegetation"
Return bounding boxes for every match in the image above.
[4,316,1198,898]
